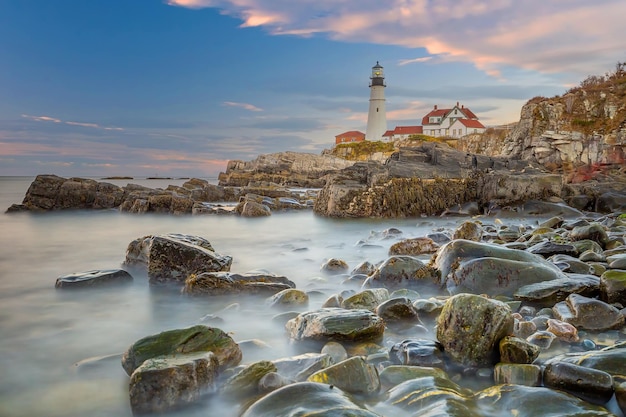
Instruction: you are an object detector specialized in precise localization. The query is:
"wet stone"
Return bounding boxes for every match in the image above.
[321,342,348,365]
[552,293,625,331]
[266,288,309,309]
[580,250,606,262]
[320,258,349,274]
[183,271,295,297]
[124,233,232,286]
[546,318,579,342]
[548,254,594,274]
[600,269,626,304]
[513,319,537,339]
[514,275,600,307]
[375,297,420,323]
[220,360,277,399]
[527,241,578,258]
[543,361,614,405]
[351,261,376,276]
[389,339,446,369]
[55,269,133,289]
[128,352,219,415]
[378,365,448,392]
[388,237,440,256]
[499,336,540,364]
[447,256,566,298]
[436,294,514,367]
[285,308,385,344]
[341,288,389,312]
[308,356,380,396]
[240,382,380,417]
[608,254,626,269]
[452,220,483,241]
[493,363,541,386]
[272,353,333,382]
[121,325,242,376]
[570,223,610,248]
[364,255,440,292]
[526,331,557,350]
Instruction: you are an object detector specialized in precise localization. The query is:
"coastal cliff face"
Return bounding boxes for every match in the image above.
[218,151,354,187]
[457,67,626,174]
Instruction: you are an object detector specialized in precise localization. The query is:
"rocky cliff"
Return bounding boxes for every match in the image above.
[217,151,355,188]
[455,66,626,177]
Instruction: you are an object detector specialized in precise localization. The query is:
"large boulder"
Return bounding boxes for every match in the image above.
[124,233,232,285]
[128,352,219,414]
[121,325,242,375]
[436,294,514,367]
[447,257,569,297]
[433,239,567,296]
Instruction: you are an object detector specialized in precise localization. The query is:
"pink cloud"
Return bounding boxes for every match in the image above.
[222,101,263,112]
[166,0,626,79]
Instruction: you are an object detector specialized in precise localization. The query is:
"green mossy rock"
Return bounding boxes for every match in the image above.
[308,356,380,395]
[121,325,242,376]
[221,360,277,399]
[437,294,514,367]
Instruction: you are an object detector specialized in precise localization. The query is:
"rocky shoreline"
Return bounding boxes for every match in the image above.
[8,144,626,218]
[54,206,626,416]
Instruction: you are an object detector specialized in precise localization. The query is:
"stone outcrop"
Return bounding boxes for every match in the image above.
[6,175,314,214]
[218,151,355,188]
[313,144,563,218]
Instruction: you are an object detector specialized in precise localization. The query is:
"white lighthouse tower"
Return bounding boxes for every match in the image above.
[365,61,387,141]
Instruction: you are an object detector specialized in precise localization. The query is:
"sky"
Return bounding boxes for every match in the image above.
[1,0,625,178]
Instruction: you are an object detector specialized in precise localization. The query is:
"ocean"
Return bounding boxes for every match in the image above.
[0,176,558,417]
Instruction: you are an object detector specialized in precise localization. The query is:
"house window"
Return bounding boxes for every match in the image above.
[473,129,477,133]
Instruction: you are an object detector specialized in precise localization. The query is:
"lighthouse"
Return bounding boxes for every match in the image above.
[365,61,387,141]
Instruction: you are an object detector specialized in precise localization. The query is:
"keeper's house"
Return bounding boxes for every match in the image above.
[335,130,366,145]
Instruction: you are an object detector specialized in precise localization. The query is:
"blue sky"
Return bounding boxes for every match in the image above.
[1,0,624,177]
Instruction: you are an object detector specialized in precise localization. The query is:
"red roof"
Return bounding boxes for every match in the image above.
[382,130,395,137]
[393,126,423,135]
[421,109,450,125]
[458,119,485,128]
[422,104,479,125]
[335,130,365,138]
[461,107,478,119]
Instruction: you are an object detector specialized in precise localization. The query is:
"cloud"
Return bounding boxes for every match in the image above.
[21,114,124,131]
[398,56,433,66]
[21,115,62,123]
[222,101,264,112]
[167,0,626,80]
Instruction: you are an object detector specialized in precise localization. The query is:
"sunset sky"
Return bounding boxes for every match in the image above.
[1,0,624,177]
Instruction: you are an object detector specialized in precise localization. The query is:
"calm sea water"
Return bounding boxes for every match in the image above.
[0,176,557,417]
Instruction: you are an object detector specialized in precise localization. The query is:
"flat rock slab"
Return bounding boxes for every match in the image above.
[55,269,133,289]
[286,308,385,343]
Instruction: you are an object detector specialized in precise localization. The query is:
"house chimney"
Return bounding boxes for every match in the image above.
[456,101,459,107]
[434,105,437,110]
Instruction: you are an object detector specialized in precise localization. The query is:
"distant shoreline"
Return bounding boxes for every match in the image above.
[100,176,191,180]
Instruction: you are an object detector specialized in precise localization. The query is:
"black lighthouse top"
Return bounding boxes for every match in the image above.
[370,61,385,87]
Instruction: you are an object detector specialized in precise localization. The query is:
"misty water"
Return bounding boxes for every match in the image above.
[0,176,569,417]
